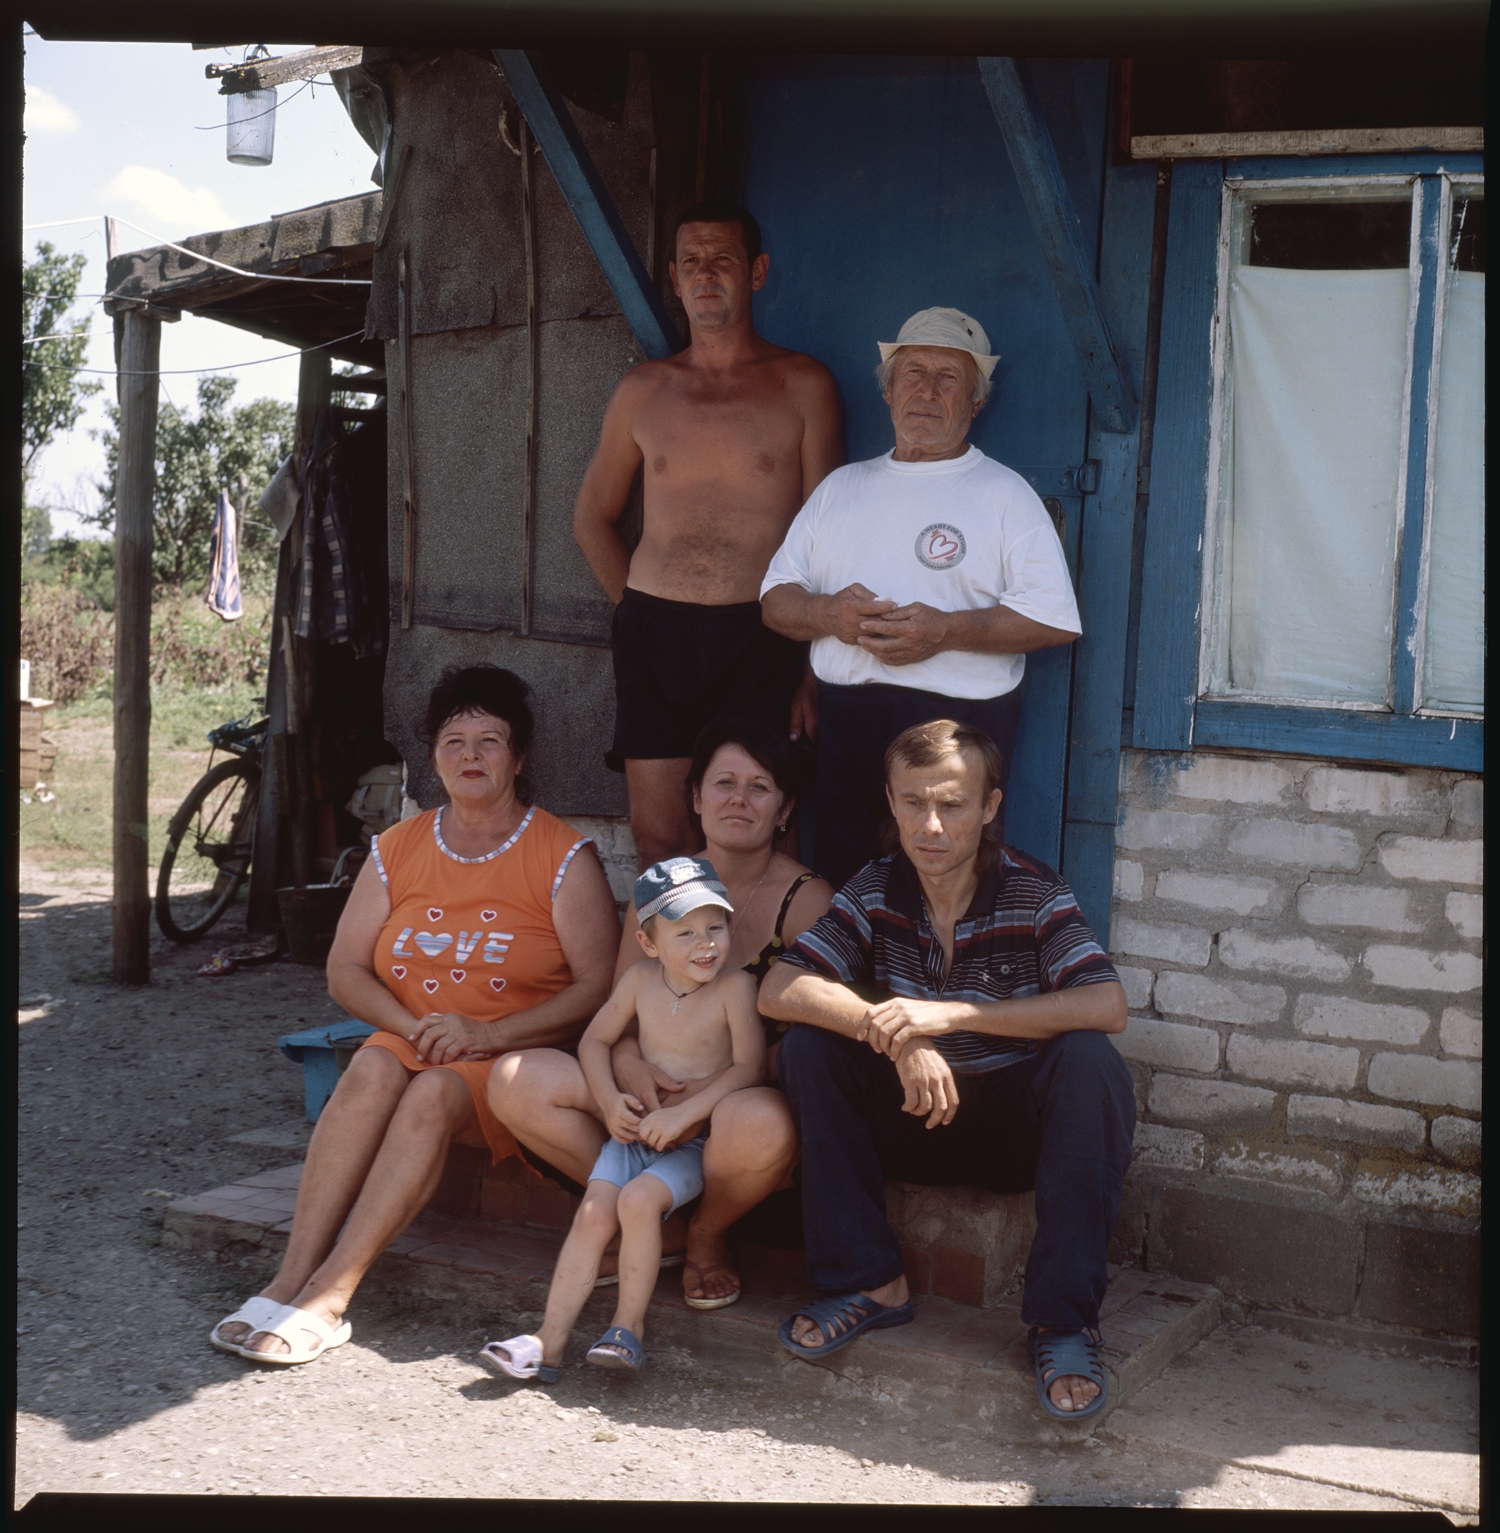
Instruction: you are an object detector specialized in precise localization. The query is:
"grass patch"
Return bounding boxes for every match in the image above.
[19,679,265,876]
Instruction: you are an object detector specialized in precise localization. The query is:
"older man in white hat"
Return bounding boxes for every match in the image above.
[760,306,1082,888]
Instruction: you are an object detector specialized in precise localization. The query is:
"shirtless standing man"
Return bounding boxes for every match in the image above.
[573,201,844,869]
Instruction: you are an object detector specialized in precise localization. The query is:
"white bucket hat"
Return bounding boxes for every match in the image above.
[877,306,999,378]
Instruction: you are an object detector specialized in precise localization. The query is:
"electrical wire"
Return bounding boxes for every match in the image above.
[20,216,372,286]
[24,327,369,376]
[195,76,316,128]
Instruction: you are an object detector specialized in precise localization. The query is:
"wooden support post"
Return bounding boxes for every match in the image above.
[111,308,161,985]
[296,347,332,455]
[245,532,292,935]
[397,247,418,631]
[288,349,331,888]
[520,118,540,637]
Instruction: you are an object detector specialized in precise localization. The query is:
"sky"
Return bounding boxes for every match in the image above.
[22,36,380,535]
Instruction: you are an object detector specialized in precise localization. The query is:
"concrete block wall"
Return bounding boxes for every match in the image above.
[561,815,638,905]
[1108,750,1481,1336]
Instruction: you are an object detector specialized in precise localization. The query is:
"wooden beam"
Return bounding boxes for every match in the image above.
[979,56,1138,434]
[210,45,364,94]
[493,49,679,361]
[1132,126,1483,159]
[111,309,161,985]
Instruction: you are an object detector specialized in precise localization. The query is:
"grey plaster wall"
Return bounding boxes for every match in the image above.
[385,624,627,819]
[396,326,526,632]
[374,50,695,817]
[366,49,664,342]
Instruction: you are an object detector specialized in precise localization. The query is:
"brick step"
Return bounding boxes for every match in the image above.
[428,1143,1039,1310]
[165,1163,1221,1444]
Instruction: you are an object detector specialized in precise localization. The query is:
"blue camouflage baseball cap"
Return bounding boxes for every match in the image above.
[633,856,734,924]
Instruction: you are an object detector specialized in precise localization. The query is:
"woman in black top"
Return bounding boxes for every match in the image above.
[491,720,832,1313]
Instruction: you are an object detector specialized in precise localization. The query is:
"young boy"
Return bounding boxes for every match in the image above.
[480,856,765,1379]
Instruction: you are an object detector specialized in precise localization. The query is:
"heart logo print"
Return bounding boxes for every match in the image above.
[914,522,967,570]
[391,965,407,980]
[450,969,466,984]
[480,909,498,923]
[423,978,440,994]
[428,908,443,922]
[414,931,452,958]
[489,977,507,993]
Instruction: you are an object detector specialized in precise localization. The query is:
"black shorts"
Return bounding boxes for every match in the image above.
[608,586,807,766]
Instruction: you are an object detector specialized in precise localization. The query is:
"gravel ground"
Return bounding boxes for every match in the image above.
[13,865,1455,1511]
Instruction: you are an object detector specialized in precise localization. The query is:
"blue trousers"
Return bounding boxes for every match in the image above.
[777,1024,1136,1331]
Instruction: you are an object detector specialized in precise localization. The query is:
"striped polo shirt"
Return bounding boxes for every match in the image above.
[777,848,1119,1074]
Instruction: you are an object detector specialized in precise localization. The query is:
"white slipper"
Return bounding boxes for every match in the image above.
[209,1295,285,1355]
[593,1251,686,1288]
[240,1303,352,1366]
[478,1334,560,1383]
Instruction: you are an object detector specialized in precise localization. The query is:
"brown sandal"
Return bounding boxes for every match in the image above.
[683,1259,742,1311]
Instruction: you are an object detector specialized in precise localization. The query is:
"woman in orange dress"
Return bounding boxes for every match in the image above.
[212,665,620,1365]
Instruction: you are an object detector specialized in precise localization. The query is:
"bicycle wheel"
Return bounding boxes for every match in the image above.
[155,756,261,942]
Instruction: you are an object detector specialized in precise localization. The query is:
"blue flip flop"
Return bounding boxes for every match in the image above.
[586,1325,644,1372]
[777,1291,915,1361]
[1028,1327,1109,1421]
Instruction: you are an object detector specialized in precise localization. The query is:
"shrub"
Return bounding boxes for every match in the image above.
[149,590,272,691]
[20,579,273,704]
[19,579,113,703]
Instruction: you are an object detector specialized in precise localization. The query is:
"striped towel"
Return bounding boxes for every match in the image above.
[206,488,244,621]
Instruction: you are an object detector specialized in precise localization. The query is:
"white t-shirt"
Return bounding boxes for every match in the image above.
[760,445,1082,700]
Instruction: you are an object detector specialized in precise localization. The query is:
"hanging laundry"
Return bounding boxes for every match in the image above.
[292,408,387,658]
[206,488,244,621]
[258,453,301,543]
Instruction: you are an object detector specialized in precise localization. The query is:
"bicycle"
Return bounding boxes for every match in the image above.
[155,704,267,943]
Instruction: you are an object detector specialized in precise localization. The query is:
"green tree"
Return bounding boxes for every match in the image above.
[21,501,52,564]
[22,241,101,473]
[93,374,294,590]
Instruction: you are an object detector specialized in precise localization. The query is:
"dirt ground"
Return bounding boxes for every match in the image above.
[14,860,1477,1513]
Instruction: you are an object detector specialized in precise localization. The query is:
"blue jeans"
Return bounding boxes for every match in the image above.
[813,680,1021,892]
[777,1024,1136,1331]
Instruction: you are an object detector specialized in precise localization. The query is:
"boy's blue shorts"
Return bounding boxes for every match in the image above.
[589,1134,707,1218]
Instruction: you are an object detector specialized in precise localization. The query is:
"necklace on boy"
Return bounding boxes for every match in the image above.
[662,975,694,1016]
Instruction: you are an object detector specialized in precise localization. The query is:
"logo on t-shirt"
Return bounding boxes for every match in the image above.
[915,523,967,570]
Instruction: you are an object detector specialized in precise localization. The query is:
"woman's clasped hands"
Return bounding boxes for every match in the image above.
[408,1011,498,1066]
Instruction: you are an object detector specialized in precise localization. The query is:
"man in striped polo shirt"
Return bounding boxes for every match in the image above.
[760,719,1133,1421]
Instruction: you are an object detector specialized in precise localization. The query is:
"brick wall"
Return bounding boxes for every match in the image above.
[1108,749,1481,1335]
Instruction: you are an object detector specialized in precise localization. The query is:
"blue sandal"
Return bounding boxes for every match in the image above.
[586,1325,644,1372]
[1028,1327,1109,1421]
[777,1291,915,1361]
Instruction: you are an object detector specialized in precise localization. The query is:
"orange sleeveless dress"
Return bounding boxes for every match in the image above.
[360,803,595,1163]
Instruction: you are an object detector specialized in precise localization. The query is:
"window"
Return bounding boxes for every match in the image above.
[1204,174,1483,716]
[1422,187,1484,712]
[1133,154,1483,771]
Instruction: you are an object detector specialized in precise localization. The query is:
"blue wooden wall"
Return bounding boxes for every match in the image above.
[740,56,1148,936]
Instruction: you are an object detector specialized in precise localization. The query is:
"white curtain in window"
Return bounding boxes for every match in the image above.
[1422,269,1484,711]
[1221,266,1410,702]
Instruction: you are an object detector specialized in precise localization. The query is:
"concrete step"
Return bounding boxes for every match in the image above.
[165,1164,1221,1445]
